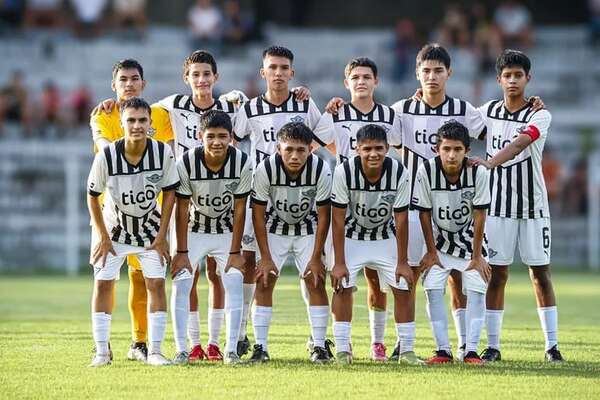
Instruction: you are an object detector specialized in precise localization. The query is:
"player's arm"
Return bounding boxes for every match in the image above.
[171,195,192,278]
[411,166,441,273]
[251,165,277,286]
[330,166,350,291]
[466,208,491,283]
[90,111,113,150]
[87,153,115,267]
[393,168,412,288]
[226,196,247,273]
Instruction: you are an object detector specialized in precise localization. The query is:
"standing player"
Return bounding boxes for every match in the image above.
[87,98,179,367]
[170,110,252,365]
[472,50,564,362]
[329,124,413,365]
[233,45,322,356]
[412,121,491,364]
[312,57,406,361]
[249,122,332,363]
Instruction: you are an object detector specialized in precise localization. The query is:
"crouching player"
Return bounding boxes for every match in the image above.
[330,124,415,365]
[87,98,180,367]
[250,122,332,363]
[170,110,252,365]
[412,121,491,364]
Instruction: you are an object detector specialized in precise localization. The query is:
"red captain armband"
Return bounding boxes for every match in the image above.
[519,125,540,142]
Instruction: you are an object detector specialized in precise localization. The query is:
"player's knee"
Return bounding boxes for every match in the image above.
[530,267,553,292]
[95,280,113,296]
[145,278,165,294]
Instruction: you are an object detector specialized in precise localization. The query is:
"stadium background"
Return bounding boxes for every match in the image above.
[0,0,598,274]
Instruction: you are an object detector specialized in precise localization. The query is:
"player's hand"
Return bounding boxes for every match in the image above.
[220,90,247,106]
[146,237,171,266]
[419,251,443,280]
[468,156,492,169]
[256,257,278,287]
[92,236,116,269]
[292,86,311,101]
[303,256,326,288]
[225,252,245,274]
[91,98,116,116]
[528,96,545,112]
[170,253,193,279]
[412,88,424,101]
[330,262,349,293]
[466,255,491,283]
[395,261,414,290]
[325,97,345,114]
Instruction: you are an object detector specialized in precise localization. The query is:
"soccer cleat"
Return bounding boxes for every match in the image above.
[480,347,502,362]
[306,335,314,352]
[370,343,387,361]
[456,344,466,362]
[91,342,113,361]
[172,351,189,365]
[248,344,270,363]
[206,344,223,361]
[324,339,335,359]
[310,346,331,364]
[147,352,172,366]
[545,345,565,363]
[237,335,251,357]
[127,342,148,362]
[463,351,484,365]
[224,352,242,365]
[388,342,401,361]
[425,350,453,365]
[89,353,111,367]
[336,351,353,365]
[399,351,426,365]
[189,344,208,363]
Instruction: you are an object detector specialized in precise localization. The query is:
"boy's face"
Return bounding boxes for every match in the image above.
[357,138,388,170]
[260,55,294,92]
[277,139,309,174]
[112,68,145,101]
[344,66,378,100]
[185,63,218,98]
[497,66,529,99]
[202,127,231,158]
[416,60,450,97]
[121,107,151,143]
[437,138,468,175]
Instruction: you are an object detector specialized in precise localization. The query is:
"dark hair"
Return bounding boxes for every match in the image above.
[277,122,312,145]
[112,59,144,81]
[416,43,451,69]
[356,124,388,145]
[183,50,218,76]
[345,57,378,78]
[495,49,531,75]
[436,120,470,148]
[262,45,294,63]
[199,110,232,134]
[120,97,151,116]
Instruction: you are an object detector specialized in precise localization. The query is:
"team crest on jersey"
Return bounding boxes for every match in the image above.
[302,188,317,198]
[147,127,156,137]
[461,191,474,200]
[225,181,239,192]
[290,115,304,123]
[381,194,396,204]
[146,173,162,184]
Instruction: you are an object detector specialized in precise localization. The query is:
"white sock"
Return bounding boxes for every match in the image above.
[208,308,225,346]
[170,278,193,353]
[333,321,352,353]
[239,283,255,340]
[426,289,450,352]
[395,321,416,353]
[486,309,504,350]
[465,291,485,353]
[187,311,201,347]
[308,305,329,348]
[252,305,272,351]
[452,308,466,348]
[92,312,111,355]
[537,306,558,351]
[148,311,168,354]
[223,269,244,354]
[369,309,387,345]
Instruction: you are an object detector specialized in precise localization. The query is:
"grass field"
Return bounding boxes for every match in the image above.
[1,270,599,399]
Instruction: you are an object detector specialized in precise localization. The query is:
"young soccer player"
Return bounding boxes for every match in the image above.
[87,97,179,367]
[472,50,564,363]
[330,124,413,365]
[249,122,332,363]
[170,110,252,365]
[412,121,491,365]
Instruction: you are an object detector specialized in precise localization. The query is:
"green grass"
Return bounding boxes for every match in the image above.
[1,271,599,399]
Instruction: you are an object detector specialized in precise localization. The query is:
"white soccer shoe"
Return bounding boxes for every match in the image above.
[147,352,172,366]
[172,351,189,365]
[224,352,242,365]
[456,345,466,362]
[89,354,112,367]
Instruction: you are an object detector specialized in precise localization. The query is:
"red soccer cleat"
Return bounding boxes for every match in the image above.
[189,344,208,363]
[425,350,453,365]
[463,351,485,365]
[370,343,387,361]
[206,344,223,361]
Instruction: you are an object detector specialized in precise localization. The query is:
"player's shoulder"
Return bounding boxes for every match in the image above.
[230,145,250,166]
[528,107,551,122]
[215,97,237,114]
[157,93,188,111]
[390,97,412,113]
[92,106,120,124]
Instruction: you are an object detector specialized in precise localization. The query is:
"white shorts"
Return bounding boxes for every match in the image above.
[343,238,409,291]
[92,241,166,281]
[241,203,257,253]
[173,232,232,281]
[486,216,551,266]
[408,210,425,267]
[260,234,316,276]
[422,251,487,294]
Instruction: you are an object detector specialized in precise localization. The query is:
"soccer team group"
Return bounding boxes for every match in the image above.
[87,43,565,367]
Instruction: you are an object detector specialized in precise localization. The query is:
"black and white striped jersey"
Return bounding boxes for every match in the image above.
[233,92,321,166]
[158,94,239,157]
[87,138,180,246]
[251,153,331,236]
[391,96,486,198]
[312,103,402,164]
[480,100,551,219]
[411,157,490,259]
[176,145,252,234]
[331,156,409,241]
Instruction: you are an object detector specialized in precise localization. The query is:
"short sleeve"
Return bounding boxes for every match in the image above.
[316,161,332,206]
[90,110,117,150]
[306,98,322,130]
[388,112,403,147]
[473,166,491,209]
[330,164,349,208]
[465,101,486,139]
[250,162,270,205]
[411,165,432,211]
[393,166,410,212]
[150,104,174,143]
[312,112,335,147]
[234,156,253,198]
[527,110,551,140]
[161,145,180,191]
[233,105,251,142]
[87,151,107,196]
[175,156,192,198]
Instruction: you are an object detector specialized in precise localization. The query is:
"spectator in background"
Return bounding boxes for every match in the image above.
[0,70,31,135]
[437,3,470,48]
[493,0,532,49]
[589,0,600,46]
[470,2,502,101]
[542,146,564,214]
[70,83,92,126]
[69,0,107,38]
[24,0,63,30]
[112,0,147,39]
[188,0,222,54]
[390,18,418,82]
[39,80,61,136]
[562,160,589,216]
[0,0,25,35]
[222,0,255,47]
